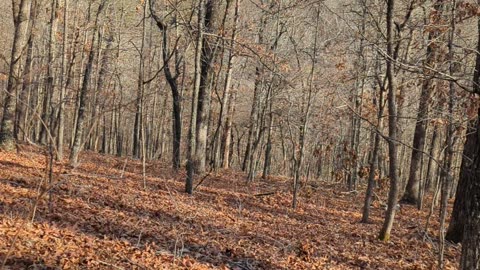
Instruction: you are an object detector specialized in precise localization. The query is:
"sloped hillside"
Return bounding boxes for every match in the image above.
[0,145,460,269]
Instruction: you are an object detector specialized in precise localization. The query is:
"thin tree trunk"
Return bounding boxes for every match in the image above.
[362,81,385,223]
[186,0,205,194]
[439,4,456,266]
[379,0,400,242]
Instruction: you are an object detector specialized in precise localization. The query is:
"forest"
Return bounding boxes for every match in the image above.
[0,0,479,269]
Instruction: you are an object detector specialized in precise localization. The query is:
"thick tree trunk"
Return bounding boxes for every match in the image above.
[460,1,480,265]
[15,0,37,142]
[196,0,222,174]
[460,115,480,269]
[402,0,445,205]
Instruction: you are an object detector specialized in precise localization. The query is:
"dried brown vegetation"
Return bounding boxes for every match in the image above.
[0,145,460,269]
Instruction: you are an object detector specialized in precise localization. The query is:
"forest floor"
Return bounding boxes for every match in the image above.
[0,144,460,269]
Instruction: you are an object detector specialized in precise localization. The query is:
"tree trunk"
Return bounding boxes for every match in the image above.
[14,0,37,142]
[222,91,236,169]
[402,0,445,205]
[39,0,58,145]
[459,0,480,265]
[186,0,205,194]
[362,81,384,223]
[196,0,222,174]
[460,115,480,269]
[0,0,29,151]
[379,0,400,242]
[69,1,105,166]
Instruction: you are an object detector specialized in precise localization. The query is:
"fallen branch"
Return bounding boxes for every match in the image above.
[253,191,275,197]
[193,171,213,191]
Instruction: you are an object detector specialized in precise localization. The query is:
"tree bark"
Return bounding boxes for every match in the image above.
[379,0,400,242]
[186,0,205,194]
[402,0,445,205]
[0,0,29,151]
[69,1,105,166]
[196,0,223,174]
[460,115,480,269]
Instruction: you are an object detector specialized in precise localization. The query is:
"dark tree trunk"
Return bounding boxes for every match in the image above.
[460,115,480,269]
[69,1,105,166]
[196,0,222,174]
[460,1,480,265]
[402,0,445,205]
[447,119,477,243]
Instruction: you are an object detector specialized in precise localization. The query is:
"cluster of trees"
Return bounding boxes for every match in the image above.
[0,0,479,268]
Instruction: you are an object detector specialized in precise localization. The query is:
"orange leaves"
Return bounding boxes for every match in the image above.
[0,146,461,269]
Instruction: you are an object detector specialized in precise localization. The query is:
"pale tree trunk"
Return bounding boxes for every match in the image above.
[439,3,456,266]
[56,0,69,160]
[213,0,238,170]
[379,0,400,242]
[222,91,236,169]
[186,0,205,194]
[15,0,37,142]
[262,100,273,179]
[0,0,29,151]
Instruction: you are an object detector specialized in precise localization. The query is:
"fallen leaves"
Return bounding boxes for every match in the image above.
[0,145,461,269]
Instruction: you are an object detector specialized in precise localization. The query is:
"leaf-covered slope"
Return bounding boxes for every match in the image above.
[0,145,460,269]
